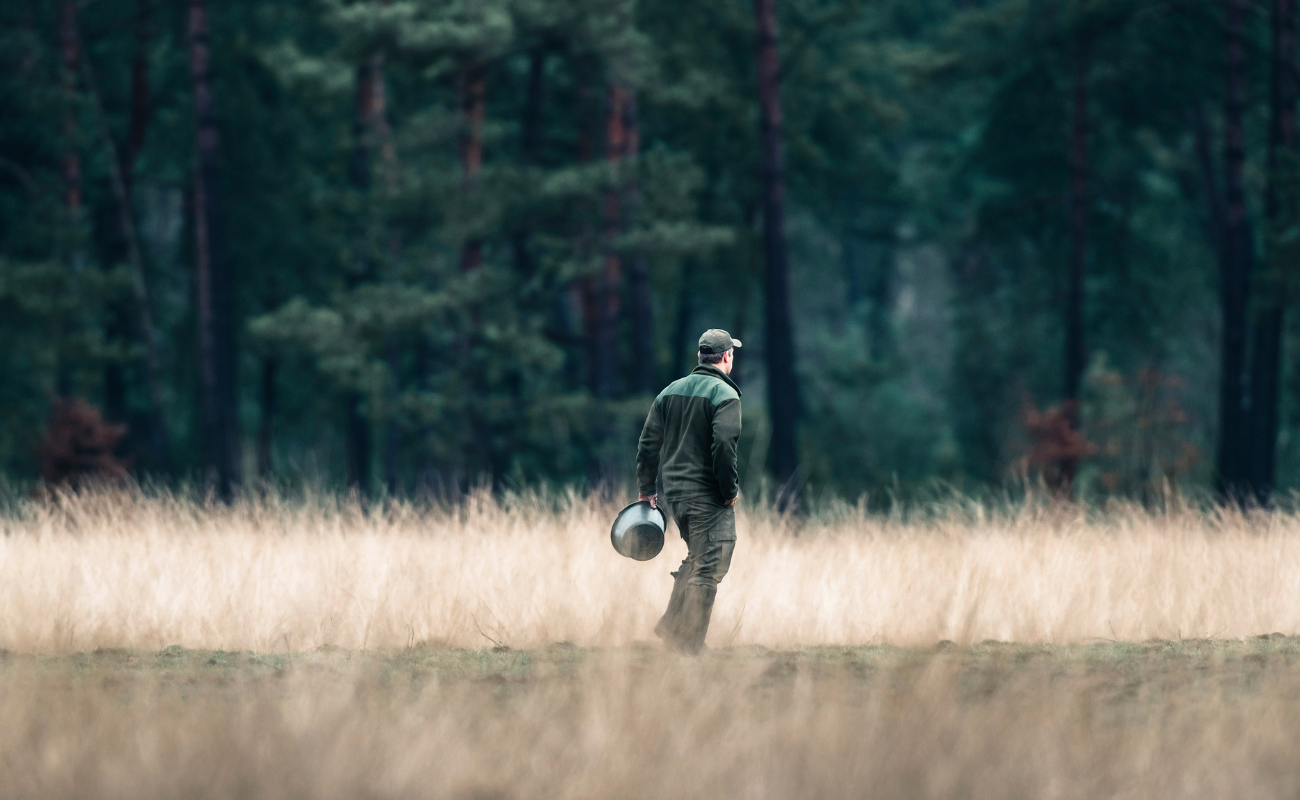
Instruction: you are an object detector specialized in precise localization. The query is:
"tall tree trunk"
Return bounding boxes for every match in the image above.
[1216,0,1255,501]
[672,268,694,378]
[595,83,635,399]
[574,66,600,393]
[126,0,152,180]
[1248,0,1298,503]
[345,393,372,491]
[375,72,403,495]
[1062,28,1089,491]
[19,3,38,77]
[629,257,655,393]
[630,250,656,393]
[57,1,84,399]
[353,24,403,494]
[76,13,172,472]
[457,61,494,485]
[59,1,83,265]
[512,47,546,279]
[865,249,892,362]
[730,277,752,387]
[103,0,153,437]
[343,56,382,492]
[753,0,800,496]
[522,47,545,165]
[382,338,402,495]
[189,0,241,498]
[1193,105,1227,260]
[257,357,275,481]
[619,89,657,395]
[580,276,600,393]
[458,64,486,273]
[842,229,864,307]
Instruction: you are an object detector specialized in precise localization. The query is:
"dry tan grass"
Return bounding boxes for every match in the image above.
[5,490,1300,798]
[3,642,1300,799]
[1,488,1298,652]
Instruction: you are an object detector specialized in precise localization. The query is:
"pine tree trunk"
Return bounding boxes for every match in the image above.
[354,31,403,494]
[189,0,241,498]
[630,255,656,393]
[458,64,486,272]
[18,4,37,77]
[512,47,546,279]
[729,278,752,387]
[581,276,600,393]
[1248,0,1297,503]
[574,66,599,393]
[619,89,657,395]
[343,57,382,491]
[456,61,494,485]
[103,36,130,430]
[103,0,152,432]
[257,357,275,481]
[865,250,892,362]
[1062,32,1089,491]
[753,0,800,496]
[59,1,83,262]
[672,270,694,378]
[1216,0,1255,501]
[76,11,172,472]
[127,0,152,177]
[345,392,372,491]
[1193,105,1227,260]
[596,83,635,399]
[372,59,401,494]
[522,48,545,165]
[56,1,84,399]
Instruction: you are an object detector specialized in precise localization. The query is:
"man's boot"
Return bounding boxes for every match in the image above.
[674,584,716,655]
[654,569,689,643]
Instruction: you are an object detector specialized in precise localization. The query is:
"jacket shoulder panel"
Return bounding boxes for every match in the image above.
[657,374,739,406]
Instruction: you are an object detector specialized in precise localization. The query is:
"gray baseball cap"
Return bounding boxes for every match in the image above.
[699,329,742,354]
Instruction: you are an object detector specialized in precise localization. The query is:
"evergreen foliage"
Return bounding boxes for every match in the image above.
[2,0,1298,501]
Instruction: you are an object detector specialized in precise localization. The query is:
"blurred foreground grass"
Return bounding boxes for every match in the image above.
[10,636,1300,686]
[6,639,1300,798]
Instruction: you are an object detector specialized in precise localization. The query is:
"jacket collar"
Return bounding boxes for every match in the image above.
[691,364,743,397]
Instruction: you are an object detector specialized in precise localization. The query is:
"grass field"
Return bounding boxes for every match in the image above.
[4,489,1300,650]
[5,640,1300,798]
[4,489,1300,797]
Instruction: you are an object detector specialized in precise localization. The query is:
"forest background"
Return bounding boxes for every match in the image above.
[2,0,1297,505]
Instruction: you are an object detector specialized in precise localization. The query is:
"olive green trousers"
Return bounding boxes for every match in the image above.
[654,496,736,653]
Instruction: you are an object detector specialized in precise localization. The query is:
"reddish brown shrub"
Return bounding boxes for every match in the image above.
[37,398,129,489]
[1020,399,1098,494]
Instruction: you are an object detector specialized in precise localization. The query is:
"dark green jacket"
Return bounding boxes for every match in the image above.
[636,365,743,502]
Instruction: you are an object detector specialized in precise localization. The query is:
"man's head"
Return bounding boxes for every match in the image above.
[698,329,742,375]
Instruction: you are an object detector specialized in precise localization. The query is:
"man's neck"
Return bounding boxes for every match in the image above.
[693,362,741,393]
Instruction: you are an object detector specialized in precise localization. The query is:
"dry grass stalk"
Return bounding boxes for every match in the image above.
[0,488,1296,652]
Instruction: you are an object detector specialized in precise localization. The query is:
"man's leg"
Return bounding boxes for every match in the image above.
[671,501,736,654]
[653,564,693,642]
[654,503,696,643]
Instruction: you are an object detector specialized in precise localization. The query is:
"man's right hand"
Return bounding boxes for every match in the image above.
[638,493,658,509]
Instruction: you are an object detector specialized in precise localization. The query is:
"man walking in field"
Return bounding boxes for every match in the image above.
[636,329,742,654]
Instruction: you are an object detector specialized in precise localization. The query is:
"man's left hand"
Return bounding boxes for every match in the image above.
[723,495,738,508]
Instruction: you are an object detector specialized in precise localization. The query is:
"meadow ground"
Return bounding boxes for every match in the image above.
[5,640,1300,798]
[4,489,1300,797]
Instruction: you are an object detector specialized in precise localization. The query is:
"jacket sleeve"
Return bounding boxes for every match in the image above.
[710,398,742,500]
[635,400,664,496]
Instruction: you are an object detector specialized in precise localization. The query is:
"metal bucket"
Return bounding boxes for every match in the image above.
[610,500,666,561]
